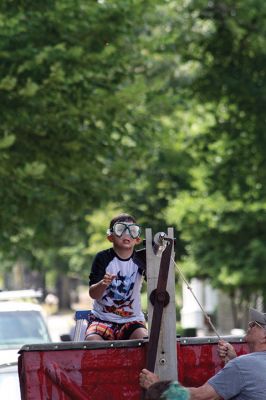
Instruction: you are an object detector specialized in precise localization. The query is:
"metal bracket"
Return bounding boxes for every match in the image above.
[149,289,170,307]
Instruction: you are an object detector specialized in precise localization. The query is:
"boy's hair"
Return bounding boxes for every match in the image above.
[145,380,172,400]
[109,213,137,230]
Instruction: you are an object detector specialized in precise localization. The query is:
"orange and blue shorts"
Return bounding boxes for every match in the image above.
[85,314,146,340]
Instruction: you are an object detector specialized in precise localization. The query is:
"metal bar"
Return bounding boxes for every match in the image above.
[146,238,173,372]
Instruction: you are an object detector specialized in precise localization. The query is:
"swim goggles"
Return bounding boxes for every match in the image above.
[108,222,141,239]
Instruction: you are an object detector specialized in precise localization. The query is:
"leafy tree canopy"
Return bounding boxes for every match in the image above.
[1,0,266,311]
[166,0,266,304]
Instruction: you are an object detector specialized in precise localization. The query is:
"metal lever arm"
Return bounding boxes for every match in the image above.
[146,237,173,372]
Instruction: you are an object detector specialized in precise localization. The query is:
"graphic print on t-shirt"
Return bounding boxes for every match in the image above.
[102,270,136,317]
[90,248,145,323]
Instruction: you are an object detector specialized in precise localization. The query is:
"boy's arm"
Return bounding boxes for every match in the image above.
[89,250,115,299]
[89,274,116,299]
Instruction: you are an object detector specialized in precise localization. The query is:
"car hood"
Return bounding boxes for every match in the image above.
[0,348,20,365]
[0,362,21,399]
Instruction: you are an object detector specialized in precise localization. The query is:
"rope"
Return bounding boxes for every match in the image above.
[171,256,221,340]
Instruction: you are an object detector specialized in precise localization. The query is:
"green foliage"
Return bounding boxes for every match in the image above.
[1,0,266,311]
[84,204,123,257]
[0,0,159,257]
[165,0,266,305]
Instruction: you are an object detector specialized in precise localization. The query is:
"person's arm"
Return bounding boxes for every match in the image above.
[89,273,116,299]
[217,339,237,363]
[89,250,116,300]
[139,370,222,400]
[189,383,222,400]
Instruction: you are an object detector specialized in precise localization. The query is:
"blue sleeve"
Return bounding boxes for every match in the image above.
[208,359,243,399]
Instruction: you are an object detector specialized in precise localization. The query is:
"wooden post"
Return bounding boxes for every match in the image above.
[146,227,177,381]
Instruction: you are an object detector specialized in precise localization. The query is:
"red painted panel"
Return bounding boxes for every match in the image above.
[177,340,248,387]
[19,346,145,400]
[18,339,249,399]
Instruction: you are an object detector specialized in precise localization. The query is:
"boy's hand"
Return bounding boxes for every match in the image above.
[89,274,116,299]
[102,273,116,287]
[218,340,237,363]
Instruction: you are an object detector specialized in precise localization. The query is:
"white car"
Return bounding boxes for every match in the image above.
[0,297,52,399]
[0,362,21,399]
[0,300,51,364]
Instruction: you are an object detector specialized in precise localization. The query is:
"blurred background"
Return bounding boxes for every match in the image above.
[0,0,266,339]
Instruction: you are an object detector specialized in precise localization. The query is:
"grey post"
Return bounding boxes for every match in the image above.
[146,227,177,380]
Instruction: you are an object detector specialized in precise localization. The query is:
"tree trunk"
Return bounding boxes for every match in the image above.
[56,273,71,310]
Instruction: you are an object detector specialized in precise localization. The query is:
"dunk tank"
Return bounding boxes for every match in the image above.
[18,228,249,399]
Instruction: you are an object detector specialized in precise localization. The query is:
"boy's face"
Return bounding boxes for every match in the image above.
[107,220,142,248]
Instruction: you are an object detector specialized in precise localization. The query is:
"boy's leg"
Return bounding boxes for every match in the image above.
[85,318,116,341]
[129,326,148,339]
[85,333,104,341]
[116,321,148,340]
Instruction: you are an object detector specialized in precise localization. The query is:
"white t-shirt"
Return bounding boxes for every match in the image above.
[89,248,146,323]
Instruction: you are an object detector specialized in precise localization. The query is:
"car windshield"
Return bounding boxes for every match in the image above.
[0,310,50,349]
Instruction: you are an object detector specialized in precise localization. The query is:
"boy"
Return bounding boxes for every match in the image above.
[85,213,148,340]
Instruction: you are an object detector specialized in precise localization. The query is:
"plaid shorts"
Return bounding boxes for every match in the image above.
[85,314,146,340]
